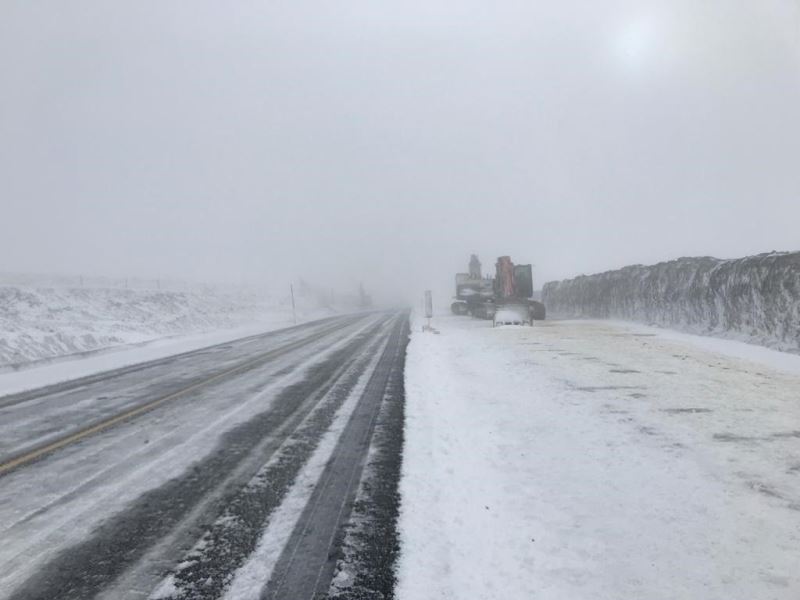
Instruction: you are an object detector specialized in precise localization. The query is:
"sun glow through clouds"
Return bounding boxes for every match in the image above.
[614,15,661,70]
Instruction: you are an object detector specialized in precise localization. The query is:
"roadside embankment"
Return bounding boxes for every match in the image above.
[0,282,339,368]
[542,252,800,352]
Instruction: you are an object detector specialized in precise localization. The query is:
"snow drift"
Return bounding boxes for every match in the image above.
[542,252,800,352]
[0,283,337,368]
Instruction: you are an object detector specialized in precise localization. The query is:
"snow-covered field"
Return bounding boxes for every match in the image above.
[398,315,800,600]
[0,280,343,373]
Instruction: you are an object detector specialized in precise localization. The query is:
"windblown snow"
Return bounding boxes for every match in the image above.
[398,314,800,600]
[0,278,344,369]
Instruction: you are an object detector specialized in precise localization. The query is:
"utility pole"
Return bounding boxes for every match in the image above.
[290,283,297,325]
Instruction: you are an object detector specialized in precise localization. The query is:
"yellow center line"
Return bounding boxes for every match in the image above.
[0,321,352,477]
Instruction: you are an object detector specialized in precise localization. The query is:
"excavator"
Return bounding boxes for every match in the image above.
[450,254,546,324]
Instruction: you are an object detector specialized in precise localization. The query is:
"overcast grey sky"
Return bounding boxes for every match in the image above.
[1,1,799,300]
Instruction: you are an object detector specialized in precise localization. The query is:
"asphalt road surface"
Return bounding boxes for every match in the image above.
[0,311,409,600]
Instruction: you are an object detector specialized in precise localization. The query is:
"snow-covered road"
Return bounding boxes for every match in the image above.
[0,311,409,600]
[399,316,800,600]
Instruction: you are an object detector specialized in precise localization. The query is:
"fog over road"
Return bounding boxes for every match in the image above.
[0,311,409,600]
[1,2,797,599]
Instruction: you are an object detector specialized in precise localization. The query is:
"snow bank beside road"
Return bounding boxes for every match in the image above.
[0,284,333,369]
[0,322,292,397]
[398,315,800,600]
[542,252,800,352]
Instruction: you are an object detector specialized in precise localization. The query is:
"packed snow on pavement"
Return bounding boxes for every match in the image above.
[398,314,800,600]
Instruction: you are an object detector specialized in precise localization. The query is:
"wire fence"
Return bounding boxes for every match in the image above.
[0,272,260,294]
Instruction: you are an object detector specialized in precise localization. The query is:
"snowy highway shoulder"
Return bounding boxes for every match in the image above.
[398,316,800,600]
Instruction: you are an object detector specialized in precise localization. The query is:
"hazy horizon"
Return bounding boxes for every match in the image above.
[2,1,799,302]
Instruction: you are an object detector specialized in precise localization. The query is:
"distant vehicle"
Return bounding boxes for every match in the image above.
[493,304,530,326]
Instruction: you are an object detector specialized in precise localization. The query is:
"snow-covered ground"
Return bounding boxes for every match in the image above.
[0,280,352,394]
[0,283,339,368]
[398,315,800,600]
[0,321,295,398]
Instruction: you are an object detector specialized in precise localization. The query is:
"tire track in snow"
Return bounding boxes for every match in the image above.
[5,315,395,600]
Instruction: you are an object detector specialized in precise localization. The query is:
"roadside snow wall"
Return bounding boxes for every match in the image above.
[542,252,800,352]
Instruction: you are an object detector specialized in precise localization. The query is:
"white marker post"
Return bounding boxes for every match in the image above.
[290,283,297,325]
[423,290,433,332]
